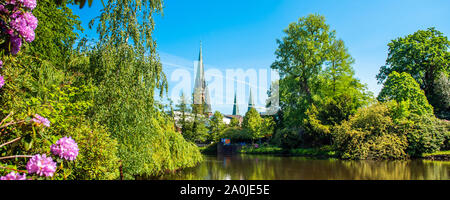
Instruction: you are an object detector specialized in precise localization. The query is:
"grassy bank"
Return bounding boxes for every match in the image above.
[239,145,337,158]
[422,151,450,161]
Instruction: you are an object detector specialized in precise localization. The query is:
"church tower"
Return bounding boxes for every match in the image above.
[193,42,212,114]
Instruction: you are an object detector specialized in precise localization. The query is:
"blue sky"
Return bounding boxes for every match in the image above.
[69,0,450,115]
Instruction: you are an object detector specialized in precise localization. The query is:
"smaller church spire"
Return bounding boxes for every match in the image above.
[232,91,239,115]
[248,88,254,112]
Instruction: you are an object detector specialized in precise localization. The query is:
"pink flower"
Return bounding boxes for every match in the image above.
[7,0,36,10]
[9,11,38,42]
[26,154,57,177]
[31,114,50,127]
[20,0,37,10]
[51,137,79,161]
[0,172,28,180]
[0,75,4,88]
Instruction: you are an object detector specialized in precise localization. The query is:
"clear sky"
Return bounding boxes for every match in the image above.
[69,0,450,115]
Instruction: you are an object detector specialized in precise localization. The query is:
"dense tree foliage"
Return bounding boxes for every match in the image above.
[333,102,410,160]
[208,111,225,142]
[271,14,372,148]
[1,0,202,180]
[377,27,450,119]
[271,14,333,127]
[378,71,434,116]
[76,0,201,178]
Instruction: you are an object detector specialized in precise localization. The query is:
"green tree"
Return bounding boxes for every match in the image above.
[242,108,265,142]
[378,71,434,116]
[229,117,240,127]
[271,14,372,129]
[271,14,334,127]
[271,14,372,147]
[432,72,450,119]
[377,27,450,117]
[175,92,191,134]
[75,0,202,178]
[189,114,209,143]
[208,111,225,142]
[27,0,82,66]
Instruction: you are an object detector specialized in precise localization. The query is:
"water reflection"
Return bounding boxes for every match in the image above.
[153,154,450,180]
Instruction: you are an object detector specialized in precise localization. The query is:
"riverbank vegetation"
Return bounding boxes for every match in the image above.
[267,14,450,160]
[239,144,336,158]
[1,1,447,181]
[184,15,449,161]
[0,0,202,180]
[201,14,449,161]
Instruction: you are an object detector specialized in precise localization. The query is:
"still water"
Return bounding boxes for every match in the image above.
[155,154,450,180]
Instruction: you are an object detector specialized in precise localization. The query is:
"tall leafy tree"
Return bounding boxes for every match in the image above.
[377,28,449,117]
[271,14,372,130]
[271,14,334,127]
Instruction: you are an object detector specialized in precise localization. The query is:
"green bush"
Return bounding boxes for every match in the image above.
[70,121,120,180]
[271,128,302,150]
[406,115,448,156]
[333,102,409,160]
[444,122,450,150]
[221,127,252,142]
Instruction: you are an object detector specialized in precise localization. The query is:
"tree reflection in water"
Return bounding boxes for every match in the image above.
[151,155,450,180]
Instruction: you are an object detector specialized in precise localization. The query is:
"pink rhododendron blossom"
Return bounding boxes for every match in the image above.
[9,11,37,42]
[0,172,28,180]
[7,0,36,10]
[31,114,50,127]
[7,0,17,5]
[0,75,4,88]
[19,0,37,10]
[51,137,79,161]
[26,154,57,177]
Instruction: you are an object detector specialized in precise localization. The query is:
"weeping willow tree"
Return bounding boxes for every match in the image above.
[74,0,202,179]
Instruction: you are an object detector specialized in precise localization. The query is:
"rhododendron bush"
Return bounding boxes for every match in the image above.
[1,0,202,180]
[0,0,120,180]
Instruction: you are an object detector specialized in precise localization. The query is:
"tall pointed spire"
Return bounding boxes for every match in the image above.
[248,88,254,112]
[193,41,211,114]
[232,91,239,115]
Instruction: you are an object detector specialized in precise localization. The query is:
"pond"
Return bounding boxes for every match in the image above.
[153,154,450,180]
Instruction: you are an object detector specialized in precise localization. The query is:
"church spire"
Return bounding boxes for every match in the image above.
[232,91,239,115]
[248,88,254,112]
[193,41,211,114]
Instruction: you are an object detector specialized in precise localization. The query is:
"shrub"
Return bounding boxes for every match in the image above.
[333,102,409,160]
[70,121,120,180]
[271,128,302,149]
[221,127,252,142]
[406,115,448,156]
